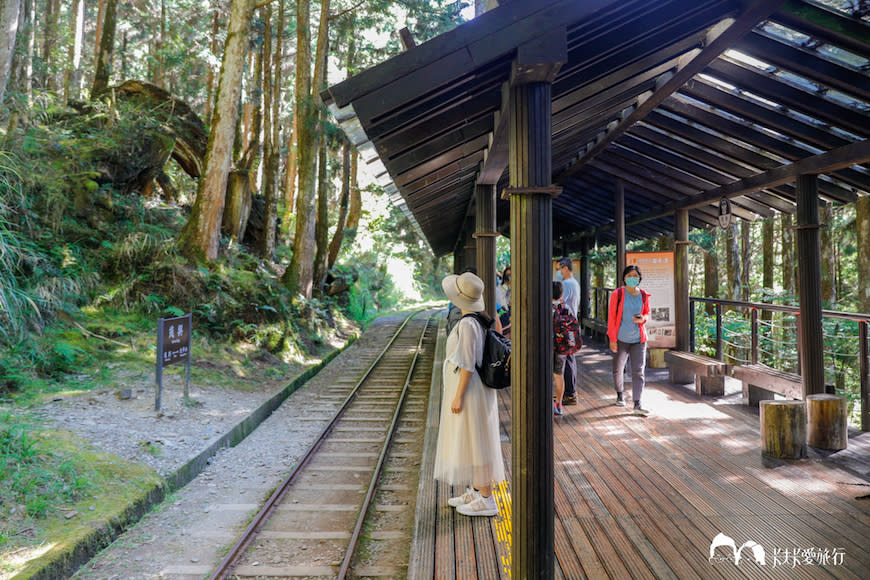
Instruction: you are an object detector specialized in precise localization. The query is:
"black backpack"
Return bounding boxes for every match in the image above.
[461,313,511,389]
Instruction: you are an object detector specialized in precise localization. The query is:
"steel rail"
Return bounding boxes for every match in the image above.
[337,314,434,579]
[208,308,426,580]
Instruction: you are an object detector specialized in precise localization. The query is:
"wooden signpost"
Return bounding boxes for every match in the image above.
[155,313,191,411]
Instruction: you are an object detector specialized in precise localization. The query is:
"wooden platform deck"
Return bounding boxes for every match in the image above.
[409,329,870,579]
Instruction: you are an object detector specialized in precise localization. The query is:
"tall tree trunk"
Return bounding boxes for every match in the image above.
[857,195,870,314]
[704,244,718,315]
[332,29,357,258]
[313,128,329,294]
[259,3,278,259]
[205,3,220,122]
[762,217,774,322]
[820,201,836,306]
[91,0,118,97]
[64,0,84,103]
[726,223,741,301]
[178,0,255,261]
[282,0,317,296]
[310,13,331,292]
[328,141,351,269]
[9,0,31,107]
[41,0,59,90]
[0,0,20,105]
[657,234,673,251]
[151,0,166,87]
[120,30,128,81]
[281,116,297,242]
[263,0,284,255]
[781,212,795,298]
[741,219,751,302]
[345,148,361,237]
[224,11,261,242]
[94,0,106,67]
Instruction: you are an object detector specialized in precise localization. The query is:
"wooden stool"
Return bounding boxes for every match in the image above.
[760,400,806,459]
[807,394,848,451]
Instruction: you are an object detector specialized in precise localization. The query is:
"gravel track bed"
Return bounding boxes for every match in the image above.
[30,313,414,580]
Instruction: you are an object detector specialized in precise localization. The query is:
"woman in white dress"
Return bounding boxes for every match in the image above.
[434,272,506,517]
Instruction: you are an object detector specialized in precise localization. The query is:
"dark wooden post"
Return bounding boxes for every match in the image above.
[579,238,590,323]
[689,299,696,353]
[475,184,498,321]
[675,209,690,352]
[467,222,478,272]
[453,246,464,274]
[796,174,825,396]
[751,308,759,364]
[859,321,868,431]
[505,32,564,578]
[615,179,626,281]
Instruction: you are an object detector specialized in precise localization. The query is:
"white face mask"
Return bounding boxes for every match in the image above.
[554,270,563,281]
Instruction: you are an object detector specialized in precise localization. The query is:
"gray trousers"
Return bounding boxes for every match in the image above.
[612,341,647,403]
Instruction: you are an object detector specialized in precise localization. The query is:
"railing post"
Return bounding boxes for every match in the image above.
[715,303,723,361]
[689,298,696,353]
[860,320,869,431]
[751,308,759,365]
[795,312,802,376]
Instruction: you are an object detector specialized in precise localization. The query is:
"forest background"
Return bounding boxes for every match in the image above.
[0,0,868,572]
[0,0,476,569]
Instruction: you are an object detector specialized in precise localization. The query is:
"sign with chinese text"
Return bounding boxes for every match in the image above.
[627,251,675,349]
[159,315,191,367]
[155,313,192,411]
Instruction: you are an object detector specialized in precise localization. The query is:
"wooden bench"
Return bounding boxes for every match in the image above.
[731,363,802,405]
[663,350,731,397]
[582,317,607,340]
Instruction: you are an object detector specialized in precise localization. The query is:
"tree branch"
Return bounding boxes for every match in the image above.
[329,0,366,21]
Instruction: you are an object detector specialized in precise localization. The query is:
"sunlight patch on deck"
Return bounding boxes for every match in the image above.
[645,389,733,420]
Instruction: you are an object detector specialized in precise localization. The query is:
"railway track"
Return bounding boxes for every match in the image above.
[210,309,438,579]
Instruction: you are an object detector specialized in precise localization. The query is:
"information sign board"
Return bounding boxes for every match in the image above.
[156,313,192,410]
[626,251,675,349]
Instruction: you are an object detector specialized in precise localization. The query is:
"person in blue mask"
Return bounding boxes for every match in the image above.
[554,258,580,405]
[607,265,651,416]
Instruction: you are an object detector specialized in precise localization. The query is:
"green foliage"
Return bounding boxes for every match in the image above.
[340,262,401,323]
[0,417,95,524]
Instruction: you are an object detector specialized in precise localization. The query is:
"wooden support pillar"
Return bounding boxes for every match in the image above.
[505,31,564,577]
[462,220,477,273]
[796,174,825,396]
[507,83,558,580]
[453,246,463,274]
[860,321,869,431]
[675,209,690,352]
[615,179,626,281]
[579,238,590,322]
[475,184,498,321]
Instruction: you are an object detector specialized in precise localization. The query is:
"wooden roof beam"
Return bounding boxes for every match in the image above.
[556,0,788,182]
[628,138,870,225]
[478,83,511,185]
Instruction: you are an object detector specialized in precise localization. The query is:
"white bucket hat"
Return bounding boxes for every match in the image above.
[442,272,485,312]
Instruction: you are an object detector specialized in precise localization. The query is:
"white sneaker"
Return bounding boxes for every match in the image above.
[456,493,498,517]
[448,488,479,507]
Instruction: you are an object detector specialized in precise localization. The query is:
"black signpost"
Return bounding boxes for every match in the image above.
[156,313,192,411]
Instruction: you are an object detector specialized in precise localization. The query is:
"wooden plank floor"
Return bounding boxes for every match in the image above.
[410,330,870,579]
